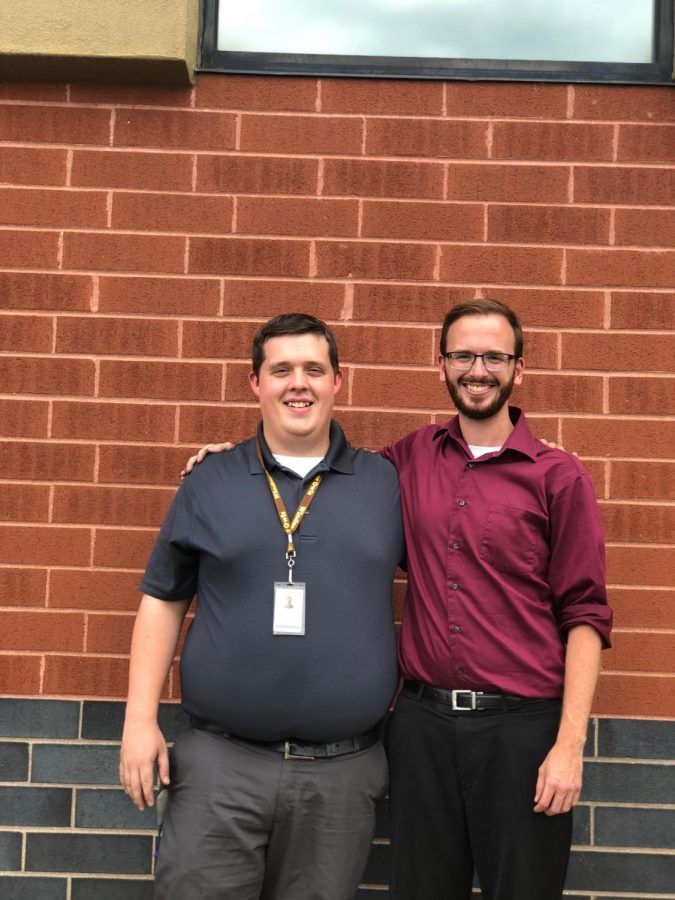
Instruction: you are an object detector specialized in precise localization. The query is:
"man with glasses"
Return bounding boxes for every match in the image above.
[183,299,612,900]
[383,299,611,900]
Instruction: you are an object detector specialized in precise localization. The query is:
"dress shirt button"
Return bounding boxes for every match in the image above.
[468,462,476,469]
[451,583,459,590]
[451,625,461,633]
[452,541,460,550]
[457,667,465,675]
[458,499,467,507]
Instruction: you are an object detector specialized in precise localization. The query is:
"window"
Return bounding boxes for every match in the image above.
[200,0,673,84]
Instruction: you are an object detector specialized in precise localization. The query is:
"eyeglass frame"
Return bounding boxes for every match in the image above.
[442,351,517,372]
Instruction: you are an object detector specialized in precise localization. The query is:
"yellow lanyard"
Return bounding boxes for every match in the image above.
[255,440,323,581]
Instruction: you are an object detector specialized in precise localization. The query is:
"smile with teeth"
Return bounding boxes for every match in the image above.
[463,382,495,395]
[285,400,313,408]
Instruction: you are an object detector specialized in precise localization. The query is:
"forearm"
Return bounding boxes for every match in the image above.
[555,624,603,750]
[534,624,603,814]
[124,594,190,725]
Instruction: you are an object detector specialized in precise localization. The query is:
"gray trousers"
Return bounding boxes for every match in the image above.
[154,726,388,900]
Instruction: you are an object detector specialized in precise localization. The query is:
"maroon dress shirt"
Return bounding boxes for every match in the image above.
[382,407,612,698]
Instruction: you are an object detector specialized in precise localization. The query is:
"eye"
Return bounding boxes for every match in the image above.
[485,353,508,365]
[453,352,474,363]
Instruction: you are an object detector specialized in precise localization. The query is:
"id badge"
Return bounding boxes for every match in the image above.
[273,582,306,635]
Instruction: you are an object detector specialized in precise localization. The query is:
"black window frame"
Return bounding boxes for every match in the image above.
[199,0,674,84]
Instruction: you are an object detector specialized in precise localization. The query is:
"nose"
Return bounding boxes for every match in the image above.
[468,355,489,374]
[289,367,308,388]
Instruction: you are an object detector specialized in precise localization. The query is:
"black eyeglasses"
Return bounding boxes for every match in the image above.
[442,351,516,372]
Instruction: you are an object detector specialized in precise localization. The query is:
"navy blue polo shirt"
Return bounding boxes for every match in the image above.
[141,420,404,742]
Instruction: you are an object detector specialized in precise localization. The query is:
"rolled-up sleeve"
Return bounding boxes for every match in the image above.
[548,470,612,647]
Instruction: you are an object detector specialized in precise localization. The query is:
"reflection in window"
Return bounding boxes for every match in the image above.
[216,0,656,64]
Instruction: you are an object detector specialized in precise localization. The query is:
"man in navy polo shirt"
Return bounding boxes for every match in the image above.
[120,313,404,900]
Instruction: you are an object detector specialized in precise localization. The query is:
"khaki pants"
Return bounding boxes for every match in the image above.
[154,726,388,900]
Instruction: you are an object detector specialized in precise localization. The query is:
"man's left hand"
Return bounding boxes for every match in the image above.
[533,743,583,815]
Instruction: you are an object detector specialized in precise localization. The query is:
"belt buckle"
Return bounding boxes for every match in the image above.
[283,740,316,761]
[451,690,482,711]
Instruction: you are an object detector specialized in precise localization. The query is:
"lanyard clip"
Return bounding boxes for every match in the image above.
[286,542,296,583]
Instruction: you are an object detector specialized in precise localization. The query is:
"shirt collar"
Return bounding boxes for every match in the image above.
[432,406,538,462]
[248,420,355,475]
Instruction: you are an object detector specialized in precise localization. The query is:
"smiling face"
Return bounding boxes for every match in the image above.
[249,332,343,456]
[439,313,524,423]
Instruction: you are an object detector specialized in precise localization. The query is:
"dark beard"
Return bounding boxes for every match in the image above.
[443,372,515,420]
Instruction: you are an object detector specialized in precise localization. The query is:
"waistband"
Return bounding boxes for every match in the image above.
[190,717,380,760]
[403,680,555,712]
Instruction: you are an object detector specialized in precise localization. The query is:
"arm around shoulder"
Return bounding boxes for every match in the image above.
[120,594,191,811]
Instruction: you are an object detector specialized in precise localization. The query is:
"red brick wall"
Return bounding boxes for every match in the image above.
[0,75,673,717]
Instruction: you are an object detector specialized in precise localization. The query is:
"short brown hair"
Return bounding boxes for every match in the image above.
[251,313,340,377]
[439,299,524,358]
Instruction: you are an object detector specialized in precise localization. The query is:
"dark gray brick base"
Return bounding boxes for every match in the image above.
[0,699,672,898]
[0,876,68,900]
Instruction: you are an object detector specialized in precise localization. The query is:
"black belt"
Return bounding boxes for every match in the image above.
[403,680,544,712]
[191,717,380,760]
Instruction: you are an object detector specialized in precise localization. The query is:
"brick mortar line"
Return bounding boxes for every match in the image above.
[600,499,675,507]
[0,564,143,571]
[3,136,674,164]
[6,186,675,215]
[3,268,673,291]
[13,314,675,339]
[605,583,675,589]
[567,845,675,856]
[16,223,675,251]
[12,99,674,132]
[602,673,675,682]
[0,825,155,836]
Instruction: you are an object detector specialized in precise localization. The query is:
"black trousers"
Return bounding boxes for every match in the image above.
[387,691,573,900]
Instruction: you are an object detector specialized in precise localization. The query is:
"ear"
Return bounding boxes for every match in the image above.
[513,357,525,386]
[438,355,447,382]
[248,370,260,397]
[333,369,344,393]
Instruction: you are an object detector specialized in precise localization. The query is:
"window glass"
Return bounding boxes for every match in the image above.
[216,0,656,64]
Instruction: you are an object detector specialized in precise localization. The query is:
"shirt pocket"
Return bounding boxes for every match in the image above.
[478,502,547,575]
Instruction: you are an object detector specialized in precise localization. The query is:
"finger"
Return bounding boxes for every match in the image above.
[196,446,212,462]
[533,782,554,813]
[157,745,171,786]
[124,768,146,811]
[544,791,566,816]
[140,766,156,809]
[548,788,576,815]
[534,769,545,805]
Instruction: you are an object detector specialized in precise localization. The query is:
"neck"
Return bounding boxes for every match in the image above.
[262,428,330,458]
[457,407,514,448]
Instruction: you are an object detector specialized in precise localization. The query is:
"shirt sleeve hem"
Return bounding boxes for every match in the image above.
[560,615,612,649]
[139,581,195,602]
